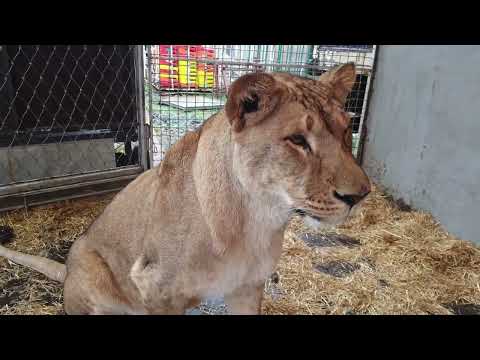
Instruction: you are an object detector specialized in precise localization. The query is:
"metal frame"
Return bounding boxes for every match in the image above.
[0,166,142,212]
[147,56,373,74]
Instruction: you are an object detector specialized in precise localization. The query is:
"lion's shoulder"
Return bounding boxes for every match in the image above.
[156,129,200,185]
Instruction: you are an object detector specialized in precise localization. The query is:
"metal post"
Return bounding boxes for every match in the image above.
[134,45,149,171]
[356,45,379,164]
[146,45,154,169]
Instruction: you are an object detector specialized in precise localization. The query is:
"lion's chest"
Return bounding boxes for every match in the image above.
[199,233,283,299]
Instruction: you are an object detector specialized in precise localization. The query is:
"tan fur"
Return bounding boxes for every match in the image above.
[0,63,371,315]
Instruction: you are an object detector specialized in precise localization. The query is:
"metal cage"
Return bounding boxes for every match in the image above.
[144,45,376,167]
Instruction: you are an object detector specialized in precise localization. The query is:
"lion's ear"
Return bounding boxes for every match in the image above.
[318,62,356,106]
[225,72,281,132]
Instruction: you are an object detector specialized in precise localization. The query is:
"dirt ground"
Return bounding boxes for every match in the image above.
[1,185,479,315]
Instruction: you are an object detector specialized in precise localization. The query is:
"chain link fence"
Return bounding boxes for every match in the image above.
[0,45,148,211]
[0,44,376,212]
[145,45,376,167]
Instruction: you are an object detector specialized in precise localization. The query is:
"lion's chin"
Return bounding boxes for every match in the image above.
[303,215,335,231]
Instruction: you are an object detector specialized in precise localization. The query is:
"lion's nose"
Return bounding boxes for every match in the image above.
[333,186,370,207]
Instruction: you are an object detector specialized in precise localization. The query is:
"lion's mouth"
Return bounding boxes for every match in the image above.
[293,209,325,222]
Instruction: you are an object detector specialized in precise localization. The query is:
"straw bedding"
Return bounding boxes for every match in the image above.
[1,185,479,315]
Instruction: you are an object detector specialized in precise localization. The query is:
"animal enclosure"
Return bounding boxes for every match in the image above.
[2,45,479,315]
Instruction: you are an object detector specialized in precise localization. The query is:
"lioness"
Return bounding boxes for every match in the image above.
[0,63,371,315]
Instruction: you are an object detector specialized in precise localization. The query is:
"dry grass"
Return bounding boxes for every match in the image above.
[1,185,479,315]
[0,195,114,314]
[262,185,480,315]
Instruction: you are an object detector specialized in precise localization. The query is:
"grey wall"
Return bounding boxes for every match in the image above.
[363,45,480,243]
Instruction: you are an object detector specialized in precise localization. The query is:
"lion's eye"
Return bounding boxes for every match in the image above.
[286,134,311,152]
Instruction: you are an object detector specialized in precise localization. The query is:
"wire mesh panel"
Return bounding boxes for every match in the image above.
[145,45,376,166]
[0,45,145,189]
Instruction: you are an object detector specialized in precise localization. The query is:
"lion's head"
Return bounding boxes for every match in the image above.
[225,63,371,228]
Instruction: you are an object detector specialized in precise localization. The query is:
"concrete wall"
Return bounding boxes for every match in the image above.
[363,45,480,243]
